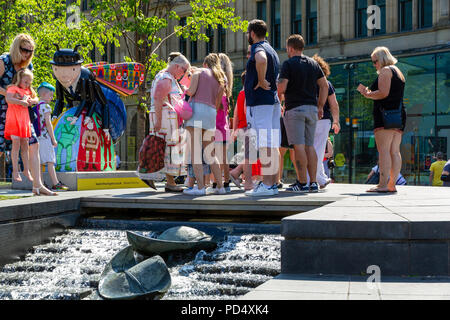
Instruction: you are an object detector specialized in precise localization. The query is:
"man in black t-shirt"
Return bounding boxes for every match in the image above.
[277,34,328,193]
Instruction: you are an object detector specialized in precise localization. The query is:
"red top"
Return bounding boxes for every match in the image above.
[236,90,247,129]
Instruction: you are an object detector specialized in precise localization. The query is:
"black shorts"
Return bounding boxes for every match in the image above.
[373,106,407,132]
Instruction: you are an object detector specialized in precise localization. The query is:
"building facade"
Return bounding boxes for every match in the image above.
[94,0,449,185]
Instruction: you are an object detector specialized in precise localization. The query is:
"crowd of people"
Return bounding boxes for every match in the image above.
[2,22,447,197]
[0,33,68,196]
[143,19,415,196]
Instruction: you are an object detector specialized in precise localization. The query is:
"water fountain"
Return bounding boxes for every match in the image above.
[0,219,281,300]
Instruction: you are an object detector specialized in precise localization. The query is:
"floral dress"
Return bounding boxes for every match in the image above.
[146,70,186,178]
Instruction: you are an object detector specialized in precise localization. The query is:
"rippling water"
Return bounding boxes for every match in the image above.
[0,226,281,300]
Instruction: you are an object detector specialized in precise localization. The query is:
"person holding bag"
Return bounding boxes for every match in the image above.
[139,54,190,192]
[357,46,407,193]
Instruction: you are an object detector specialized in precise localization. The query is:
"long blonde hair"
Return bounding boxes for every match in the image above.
[9,34,35,68]
[203,53,226,90]
[218,53,233,98]
[9,68,37,98]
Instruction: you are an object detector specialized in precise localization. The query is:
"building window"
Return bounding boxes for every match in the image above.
[373,0,386,35]
[190,40,198,62]
[205,26,214,55]
[179,17,187,56]
[218,25,226,53]
[418,0,433,29]
[257,0,267,21]
[355,0,368,38]
[306,0,317,44]
[291,0,302,35]
[399,0,413,31]
[271,0,281,49]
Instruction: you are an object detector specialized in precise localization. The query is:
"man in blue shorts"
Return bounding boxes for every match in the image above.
[244,19,281,197]
[277,34,328,193]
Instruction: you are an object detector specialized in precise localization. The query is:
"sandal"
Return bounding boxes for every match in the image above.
[33,186,58,196]
[165,184,183,193]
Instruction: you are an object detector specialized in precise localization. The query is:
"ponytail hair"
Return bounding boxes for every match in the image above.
[218,53,233,99]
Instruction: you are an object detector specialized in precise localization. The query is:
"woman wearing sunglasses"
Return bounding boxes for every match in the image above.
[357,46,407,193]
[0,33,55,195]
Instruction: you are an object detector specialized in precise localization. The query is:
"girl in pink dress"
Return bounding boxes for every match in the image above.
[4,68,39,182]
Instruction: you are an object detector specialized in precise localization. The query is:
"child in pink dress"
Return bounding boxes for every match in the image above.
[4,68,39,182]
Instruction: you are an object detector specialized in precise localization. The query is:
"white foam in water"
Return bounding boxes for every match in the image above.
[0,228,281,300]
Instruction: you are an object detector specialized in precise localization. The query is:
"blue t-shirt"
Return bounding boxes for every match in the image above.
[245,41,280,107]
[317,81,335,120]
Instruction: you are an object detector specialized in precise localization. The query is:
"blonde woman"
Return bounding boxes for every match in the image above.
[183,53,226,195]
[146,54,190,192]
[0,34,35,156]
[358,46,406,193]
[0,34,55,195]
[213,53,233,192]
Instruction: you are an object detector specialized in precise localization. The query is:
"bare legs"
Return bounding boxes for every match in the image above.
[29,142,56,195]
[370,129,403,192]
[292,144,317,184]
[187,126,223,190]
[11,137,32,182]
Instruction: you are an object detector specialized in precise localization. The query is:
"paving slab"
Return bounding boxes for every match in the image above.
[242,274,450,300]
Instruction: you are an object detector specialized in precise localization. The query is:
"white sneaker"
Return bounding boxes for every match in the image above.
[183,185,197,195]
[183,186,206,196]
[217,187,226,195]
[270,184,279,195]
[206,186,227,195]
[245,182,275,197]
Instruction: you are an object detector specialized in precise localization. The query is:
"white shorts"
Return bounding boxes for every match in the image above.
[38,135,56,164]
[246,104,281,149]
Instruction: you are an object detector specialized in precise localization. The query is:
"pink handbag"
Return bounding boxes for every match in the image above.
[172,93,193,126]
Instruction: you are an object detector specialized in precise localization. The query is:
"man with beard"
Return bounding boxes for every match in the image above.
[244,19,281,197]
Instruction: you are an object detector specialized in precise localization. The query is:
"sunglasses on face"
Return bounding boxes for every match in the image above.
[20,47,34,54]
[372,59,378,65]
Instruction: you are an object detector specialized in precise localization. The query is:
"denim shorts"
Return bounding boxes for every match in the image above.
[184,101,216,130]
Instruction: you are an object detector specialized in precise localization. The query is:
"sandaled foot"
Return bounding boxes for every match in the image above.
[12,171,22,182]
[33,186,57,196]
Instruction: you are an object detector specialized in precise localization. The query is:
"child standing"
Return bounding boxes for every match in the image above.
[34,82,69,191]
[4,68,38,182]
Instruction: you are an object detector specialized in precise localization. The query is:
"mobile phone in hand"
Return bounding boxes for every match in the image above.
[357,83,366,93]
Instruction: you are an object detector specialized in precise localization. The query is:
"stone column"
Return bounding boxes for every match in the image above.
[386,0,398,33]
[438,0,450,25]
[281,0,291,47]
[330,0,342,41]
[318,0,331,41]
[341,0,355,39]
[302,0,307,41]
